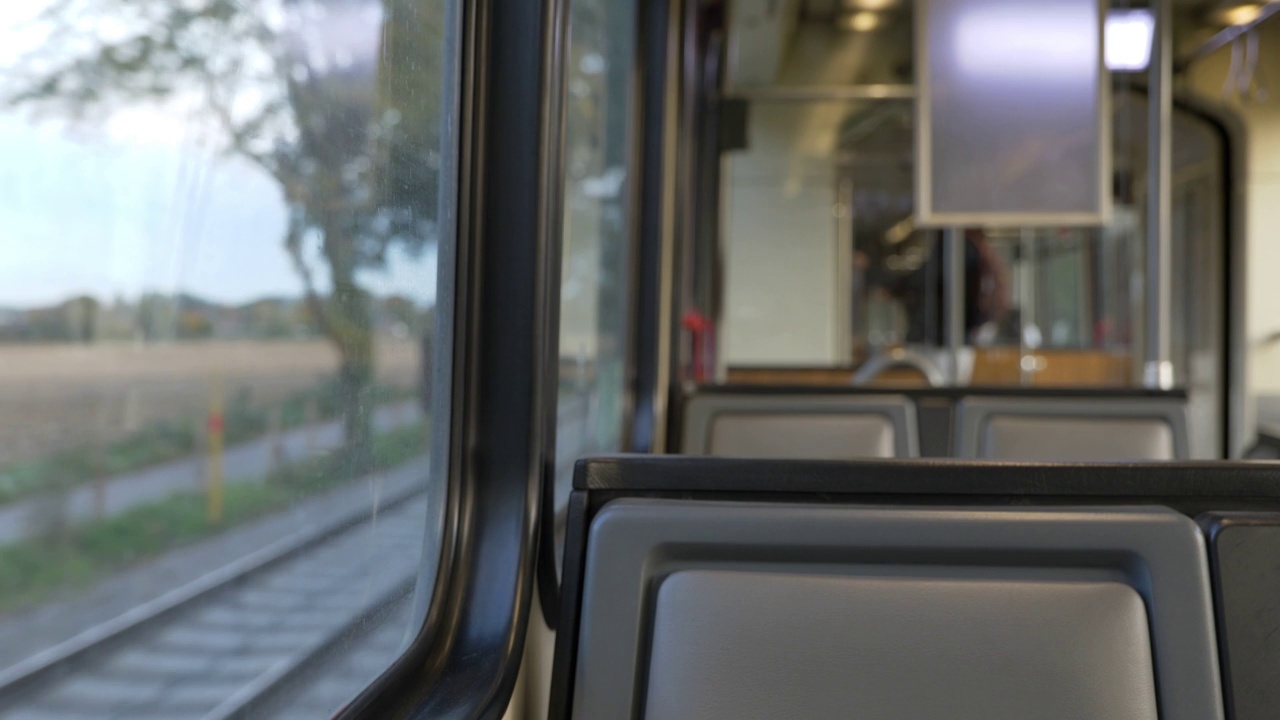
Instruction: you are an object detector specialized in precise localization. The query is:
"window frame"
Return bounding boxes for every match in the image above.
[337,0,567,715]
[631,0,678,457]
[539,0,668,627]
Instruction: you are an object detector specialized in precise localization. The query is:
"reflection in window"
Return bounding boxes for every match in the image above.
[0,0,454,717]
[554,0,635,521]
[716,89,1223,396]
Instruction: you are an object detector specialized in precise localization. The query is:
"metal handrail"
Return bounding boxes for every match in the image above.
[851,347,947,388]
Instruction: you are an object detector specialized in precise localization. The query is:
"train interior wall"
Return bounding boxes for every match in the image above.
[1186,19,1280,433]
[722,0,850,367]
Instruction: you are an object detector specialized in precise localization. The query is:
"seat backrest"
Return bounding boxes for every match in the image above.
[681,393,918,458]
[647,569,1155,720]
[568,498,1215,720]
[954,396,1190,460]
[547,457,1280,720]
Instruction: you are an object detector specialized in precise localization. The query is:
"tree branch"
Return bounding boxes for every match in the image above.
[283,220,332,339]
[204,75,284,180]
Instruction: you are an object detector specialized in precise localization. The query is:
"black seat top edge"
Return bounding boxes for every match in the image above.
[575,454,1280,498]
[687,385,1190,400]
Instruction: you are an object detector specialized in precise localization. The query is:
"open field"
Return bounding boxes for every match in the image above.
[0,338,421,466]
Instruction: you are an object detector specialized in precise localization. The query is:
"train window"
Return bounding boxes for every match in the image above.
[554,0,636,523]
[0,0,454,717]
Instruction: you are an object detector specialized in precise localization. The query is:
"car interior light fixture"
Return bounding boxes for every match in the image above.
[842,11,882,32]
[1106,8,1155,72]
[1221,4,1264,27]
[844,0,899,9]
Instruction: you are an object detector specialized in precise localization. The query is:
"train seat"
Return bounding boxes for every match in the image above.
[544,457,1280,720]
[954,396,1190,460]
[680,393,918,458]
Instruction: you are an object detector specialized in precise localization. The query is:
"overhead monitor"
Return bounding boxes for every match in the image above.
[915,0,1111,226]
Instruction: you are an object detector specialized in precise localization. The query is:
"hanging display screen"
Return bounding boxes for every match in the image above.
[916,0,1111,226]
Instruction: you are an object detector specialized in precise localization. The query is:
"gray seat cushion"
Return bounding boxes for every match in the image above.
[646,570,1157,720]
[954,397,1190,460]
[983,415,1175,460]
[572,499,1221,720]
[683,394,918,458]
[708,413,896,459]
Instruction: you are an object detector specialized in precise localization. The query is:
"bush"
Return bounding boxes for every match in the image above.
[0,378,418,506]
[0,421,429,613]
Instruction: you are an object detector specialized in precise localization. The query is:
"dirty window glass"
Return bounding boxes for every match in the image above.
[0,0,455,717]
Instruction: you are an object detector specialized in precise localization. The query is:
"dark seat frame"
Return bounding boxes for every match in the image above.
[547,455,1280,720]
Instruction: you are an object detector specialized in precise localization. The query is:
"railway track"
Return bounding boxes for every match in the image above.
[248,594,416,720]
[0,393,597,720]
[0,472,434,720]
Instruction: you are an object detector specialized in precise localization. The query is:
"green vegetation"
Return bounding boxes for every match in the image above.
[0,380,418,505]
[221,379,415,445]
[0,422,429,615]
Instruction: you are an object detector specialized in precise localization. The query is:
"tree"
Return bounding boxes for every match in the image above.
[178,309,215,339]
[64,295,100,343]
[382,294,418,332]
[8,0,446,463]
[137,293,178,341]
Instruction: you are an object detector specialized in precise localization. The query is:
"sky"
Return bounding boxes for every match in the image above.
[0,0,441,309]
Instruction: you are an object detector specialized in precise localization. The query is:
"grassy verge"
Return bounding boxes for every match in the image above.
[0,380,418,506]
[0,422,429,615]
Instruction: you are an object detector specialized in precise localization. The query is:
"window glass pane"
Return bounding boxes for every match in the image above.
[0,0,455,717]
[554,0,634,533]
